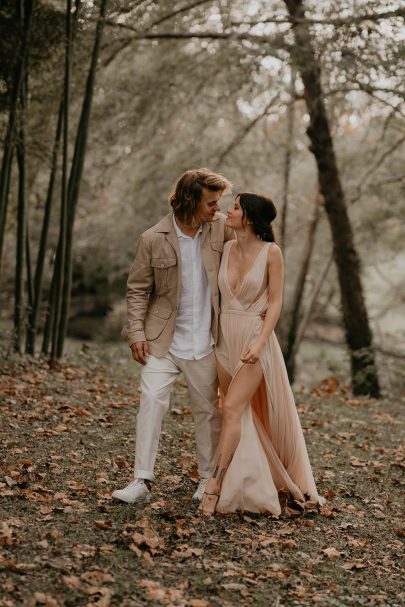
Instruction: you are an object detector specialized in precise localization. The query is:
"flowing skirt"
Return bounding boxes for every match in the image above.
[215,310,324,515]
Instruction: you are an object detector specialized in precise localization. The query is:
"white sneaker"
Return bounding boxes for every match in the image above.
[192,478,209,501]
[112,479,151,504]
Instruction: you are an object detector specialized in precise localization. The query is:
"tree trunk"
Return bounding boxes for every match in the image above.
[56,0,109,358]
[0,0,34,272]
[41,267,56,354]
[25,101,63,354]
[14,121,26,352]
[13,0,32,352]
[279,66,296,251]
[284,0,380,397]
[28,0,81,356]
[289,252,333,375]
[25,220,33,313]
[50,0,72,360]
[0,154,14,268]
[284,189,322,380]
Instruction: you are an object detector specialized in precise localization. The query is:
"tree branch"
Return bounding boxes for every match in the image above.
[349,80,405,118]
[348,134,405,204]
[150,0,216,28]
[102,0,218,66]
[101,22,287,45]
[325,85,405,99]
[230,8,405,27]
[215,94,286,167]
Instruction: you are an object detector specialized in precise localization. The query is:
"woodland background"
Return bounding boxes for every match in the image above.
[0,2,404,606]
[0,0,404,393]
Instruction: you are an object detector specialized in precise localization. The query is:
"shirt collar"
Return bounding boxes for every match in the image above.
[172,214,203,239]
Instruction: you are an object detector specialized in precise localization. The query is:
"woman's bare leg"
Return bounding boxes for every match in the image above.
[217,360,232,398]
[200,361,263,514]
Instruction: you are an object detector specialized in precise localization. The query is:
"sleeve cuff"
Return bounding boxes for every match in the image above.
[121,324,146,346]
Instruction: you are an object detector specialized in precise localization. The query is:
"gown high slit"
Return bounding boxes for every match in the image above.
[215,240,324,515]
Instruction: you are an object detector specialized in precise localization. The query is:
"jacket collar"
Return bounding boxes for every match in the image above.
[154,213,175,233]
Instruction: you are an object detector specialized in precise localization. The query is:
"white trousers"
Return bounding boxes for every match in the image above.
[134,351,221,481]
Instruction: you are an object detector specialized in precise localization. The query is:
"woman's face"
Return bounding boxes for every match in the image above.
[226,196,246,230]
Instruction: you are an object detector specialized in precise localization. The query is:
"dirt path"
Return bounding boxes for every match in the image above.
[0,344,404,607]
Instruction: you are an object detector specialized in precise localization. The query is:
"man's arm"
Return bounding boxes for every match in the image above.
[123,234,154,358]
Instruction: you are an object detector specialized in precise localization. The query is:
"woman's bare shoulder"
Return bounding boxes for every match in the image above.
[267,242,283,264]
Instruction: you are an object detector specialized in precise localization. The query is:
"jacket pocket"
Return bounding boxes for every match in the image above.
[151,257,177,269]
[151,257,177,289]
[144,303,173,341]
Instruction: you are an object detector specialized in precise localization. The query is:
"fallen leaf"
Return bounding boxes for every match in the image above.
[93,520,112,529]
[322,547,342,560]
[61,575,81,589]
[32,592,59,606]
[81,571,115,584]
[281,539,297,550]
[222,582,246,591]
[39,505,54,515]
[131,528,161,551]
[350,457,367,467]
[341,561,368,571]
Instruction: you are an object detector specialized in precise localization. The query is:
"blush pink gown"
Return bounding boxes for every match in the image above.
[215,241,324,515]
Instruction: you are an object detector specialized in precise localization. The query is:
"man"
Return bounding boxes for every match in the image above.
[112,168,234,504]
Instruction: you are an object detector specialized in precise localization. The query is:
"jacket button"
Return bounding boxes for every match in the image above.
[160,263,165,268]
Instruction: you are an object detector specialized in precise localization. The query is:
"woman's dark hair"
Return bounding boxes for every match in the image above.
[238,192,277,242]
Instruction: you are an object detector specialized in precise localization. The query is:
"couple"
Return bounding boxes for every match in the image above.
[113,168,324,516]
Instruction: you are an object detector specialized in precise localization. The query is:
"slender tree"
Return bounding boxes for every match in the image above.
[283,0,380,397]
[13,0,33,352]
[0,0,34,272]
[14,118,27,352]
[25,220,34,313]
[283,190,322,380]
[50,0,72,360]
[279,66,296,251]
[42,269,56,354]
[56,0,109,357]
[31,0,81,356]
[25,102,63,354]
[290,252,334,367]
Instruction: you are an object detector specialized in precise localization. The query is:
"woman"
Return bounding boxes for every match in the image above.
[200,193,324,515]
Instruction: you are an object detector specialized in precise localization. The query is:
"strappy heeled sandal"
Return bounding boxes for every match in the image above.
[199,492,220,516]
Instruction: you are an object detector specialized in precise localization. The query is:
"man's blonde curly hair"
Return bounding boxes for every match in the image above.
[169,168,232,224]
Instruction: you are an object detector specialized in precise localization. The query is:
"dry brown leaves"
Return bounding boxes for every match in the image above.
[1,356,404,607]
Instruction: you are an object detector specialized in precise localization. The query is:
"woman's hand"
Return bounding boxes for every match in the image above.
[241,339,264,365]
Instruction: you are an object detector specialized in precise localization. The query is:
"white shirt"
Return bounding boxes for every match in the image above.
[169,216,214,360]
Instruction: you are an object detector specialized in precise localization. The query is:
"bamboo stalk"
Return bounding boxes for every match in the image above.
[56,0,109,358]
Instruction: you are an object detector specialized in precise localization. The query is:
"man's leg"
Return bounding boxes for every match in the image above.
[112,354,179,503]
[173,352,221,481]
[134,354,180,480]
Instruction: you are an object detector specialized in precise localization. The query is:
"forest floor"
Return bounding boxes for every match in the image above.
[0,340,404,607]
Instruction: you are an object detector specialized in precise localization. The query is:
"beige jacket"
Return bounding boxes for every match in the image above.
[122,212,234,357]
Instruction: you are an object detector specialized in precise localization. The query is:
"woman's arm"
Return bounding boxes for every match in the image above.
[241,244,284,363]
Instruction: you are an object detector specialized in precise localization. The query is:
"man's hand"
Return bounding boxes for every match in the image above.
[130,341,149,365]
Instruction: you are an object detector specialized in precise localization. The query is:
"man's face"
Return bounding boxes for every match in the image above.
[196,187,221,223]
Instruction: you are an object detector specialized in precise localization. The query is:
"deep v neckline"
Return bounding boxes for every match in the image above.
[226,240,268,298]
